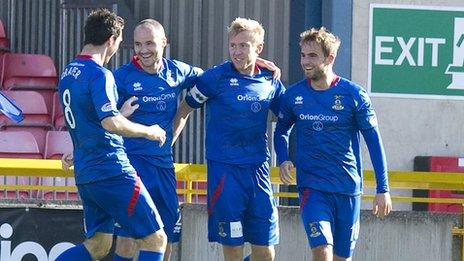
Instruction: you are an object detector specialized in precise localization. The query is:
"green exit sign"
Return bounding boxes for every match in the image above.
[368,4,464,99]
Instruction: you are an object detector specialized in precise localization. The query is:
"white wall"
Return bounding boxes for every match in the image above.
[353,0,464,171]
[353,0,464,210]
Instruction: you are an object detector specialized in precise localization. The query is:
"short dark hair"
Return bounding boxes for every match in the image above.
[84,9,124,45]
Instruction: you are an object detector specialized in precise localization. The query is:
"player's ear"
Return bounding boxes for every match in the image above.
[106,35,116,47]
[255,41,264,55]
[162,37,168,48]
[326,53,336,65]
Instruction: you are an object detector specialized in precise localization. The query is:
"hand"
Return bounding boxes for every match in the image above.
[255,57,281,80]
[146,124,166,146]
[120,96,139,118]
[372,192,392,218]
[279,161,295,185]
[61,153,74,171]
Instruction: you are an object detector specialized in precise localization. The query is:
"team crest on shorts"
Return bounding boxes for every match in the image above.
[218,222,227,237]
[332,95,344,110]
[309,222,321,238]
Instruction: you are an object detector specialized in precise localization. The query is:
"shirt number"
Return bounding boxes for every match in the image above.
[62,89,76,129]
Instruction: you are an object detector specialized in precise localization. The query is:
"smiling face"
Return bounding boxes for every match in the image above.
[133,25,166,72]
[300,41,331,81]
[228,31,263,75]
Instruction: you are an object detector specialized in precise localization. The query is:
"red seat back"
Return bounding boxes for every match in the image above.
[44,130,73,159]
[52,92,65,130]
[0,53,57,90]
[0,131,41,199]
[0,131,42,158]
[0,19,9,51]
[0,90,52,127]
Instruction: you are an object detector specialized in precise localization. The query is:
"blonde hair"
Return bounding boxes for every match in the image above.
[299,27,341,57]
[228,17,264,44]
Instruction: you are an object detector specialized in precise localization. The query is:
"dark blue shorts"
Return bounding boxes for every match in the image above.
[115,156,181,243]
[78,172,163,239]
[299,188,360,258]
[207,160,279,246]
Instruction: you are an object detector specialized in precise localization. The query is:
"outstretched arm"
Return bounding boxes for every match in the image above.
[102,114,166,146]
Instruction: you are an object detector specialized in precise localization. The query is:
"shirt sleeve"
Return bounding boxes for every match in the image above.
[354,88,378,130]
[178,62,203,91]
[90,70,120,120]
[361,126,390,193]
[273,92,295,165]
[269,79,286,117]
[185,69,219,108]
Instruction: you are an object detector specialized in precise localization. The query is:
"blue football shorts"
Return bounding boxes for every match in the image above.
[77,172,164,239]
[299,188,360,258]
[115,155,181,243]
[207,160,279,246]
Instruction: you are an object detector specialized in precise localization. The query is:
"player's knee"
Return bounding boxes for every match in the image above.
[222,245,244,260]
[84,233,113,259]
[251,245,275,261]
[312,244,332,260]
[115,236,137,257]
[137,229,167,252]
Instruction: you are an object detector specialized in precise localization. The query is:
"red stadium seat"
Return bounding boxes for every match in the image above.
[52,92,66,130]
[0,90,52,126]
[0,127,48,156]
[0,131,41,199]
[41,130,77,200]
[0,53,57,90]
[0,130,42,158]
[0,90,53,153]
[44,130,73,159]
[0,19,9,51]
[0,53,58,109]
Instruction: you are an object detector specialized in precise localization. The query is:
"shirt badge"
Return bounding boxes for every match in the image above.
[332,95,344,110]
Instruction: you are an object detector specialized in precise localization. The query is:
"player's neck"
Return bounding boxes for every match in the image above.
[80,45,106,66]
[235,62,260,76]
[141,60,163,74]
[310,71,336,90]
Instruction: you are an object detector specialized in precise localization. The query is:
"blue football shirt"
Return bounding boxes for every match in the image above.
[58,55,135,184]
[114,57,202,168]
[185,61,285,165]
[274,77,382,195]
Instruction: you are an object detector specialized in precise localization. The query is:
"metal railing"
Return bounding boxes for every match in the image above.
[1,158,463,260]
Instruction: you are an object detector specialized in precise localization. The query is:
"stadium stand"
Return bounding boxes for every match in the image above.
[0,19,9,51]
[0,90,53,153]
[0,53,58,111]
[40,130,77,200]
[52,91,65,130]
[0,131,41,199]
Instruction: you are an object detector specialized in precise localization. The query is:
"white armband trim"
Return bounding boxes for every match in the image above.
[189,86,208,104]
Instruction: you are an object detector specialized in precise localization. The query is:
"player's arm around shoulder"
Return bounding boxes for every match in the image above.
[172,99,196,145]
